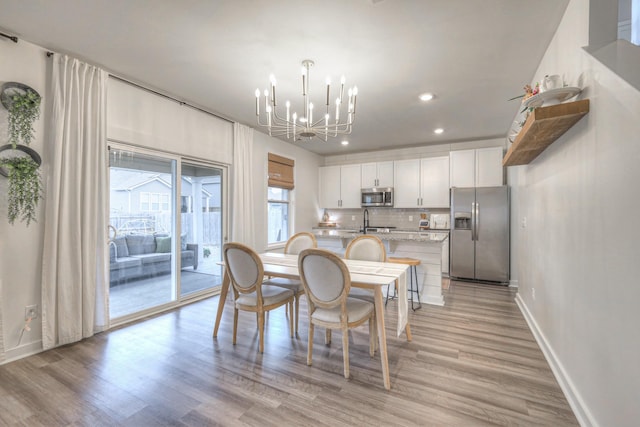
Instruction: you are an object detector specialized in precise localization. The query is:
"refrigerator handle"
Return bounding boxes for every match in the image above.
[471,202,476,241]
[475,202,479,241]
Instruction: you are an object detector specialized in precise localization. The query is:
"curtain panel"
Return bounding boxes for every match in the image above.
[230,123,255,247]
[41,54,109,349]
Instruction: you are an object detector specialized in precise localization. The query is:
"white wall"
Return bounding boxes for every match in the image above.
[0,39,49,361]
[510,1,640,426]
[250,132,324,252]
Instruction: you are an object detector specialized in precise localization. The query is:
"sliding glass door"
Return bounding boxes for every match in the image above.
[108,145,226,321]
[179,162,224,297]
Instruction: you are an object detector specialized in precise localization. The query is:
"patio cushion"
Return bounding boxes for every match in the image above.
[113,236,129,258]
[133,252,171,265]
[155,236,172,253]
[126,234,156,255]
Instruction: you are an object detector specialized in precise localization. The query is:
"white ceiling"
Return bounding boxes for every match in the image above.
[0,0,569,156]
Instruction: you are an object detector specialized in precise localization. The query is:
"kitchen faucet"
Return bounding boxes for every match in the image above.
[363,208,369,232]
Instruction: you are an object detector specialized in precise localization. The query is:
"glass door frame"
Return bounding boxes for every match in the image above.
[108,141,229,325]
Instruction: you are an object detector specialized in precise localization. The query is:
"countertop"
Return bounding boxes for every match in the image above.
[312,229,448,242]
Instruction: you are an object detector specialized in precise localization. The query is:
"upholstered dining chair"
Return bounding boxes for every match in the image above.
[344,234,387,302]
[298,248,376,379]
[222,242,295,353]
[270,232,317,334]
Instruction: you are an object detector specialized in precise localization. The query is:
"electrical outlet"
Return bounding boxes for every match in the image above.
[521,217,527,228]
[408,216,413,222]
[351,215,356,221]
[25,304,38,320]
[531,288,536,300]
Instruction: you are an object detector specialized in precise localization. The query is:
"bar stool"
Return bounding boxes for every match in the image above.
[387,257,422,311]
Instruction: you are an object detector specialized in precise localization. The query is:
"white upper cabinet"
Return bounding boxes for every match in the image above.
[475,147,504,187]
[319,164,362,209]
[420,156,450,207]
[393,159,421,208]
[450,147,503,188]
[340,164,362,208]
[361,161,394,188]
[394,156,450,208]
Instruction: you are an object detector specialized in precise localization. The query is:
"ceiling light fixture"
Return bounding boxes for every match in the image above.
[255,59,358,142]
[434,128,444,134]
[341,140,349,146]
[419,93,434,101]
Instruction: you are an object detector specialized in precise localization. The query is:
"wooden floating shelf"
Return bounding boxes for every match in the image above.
[503,99,590,166]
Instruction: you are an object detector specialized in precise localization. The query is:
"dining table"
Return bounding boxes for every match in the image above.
[213,252,410,390]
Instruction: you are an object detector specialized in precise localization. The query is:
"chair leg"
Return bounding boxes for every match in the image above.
[233,308,238,345]
[342,327,350,379]
[294,295,300,335]
[258,311,265,353]
[325,329,332,345]
[369,316,375,357]
[307,323,314,366]
[289,300,294,338]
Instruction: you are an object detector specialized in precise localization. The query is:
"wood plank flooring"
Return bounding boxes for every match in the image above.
[0,281,578,426]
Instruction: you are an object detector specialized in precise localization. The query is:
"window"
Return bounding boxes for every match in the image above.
[139,192,170,212]
[268,187,289,244]
[618,0,639,46]
[267,153,294,245]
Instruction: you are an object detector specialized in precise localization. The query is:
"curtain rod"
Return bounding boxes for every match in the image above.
[45,51,234,124]
[0,32,18,43]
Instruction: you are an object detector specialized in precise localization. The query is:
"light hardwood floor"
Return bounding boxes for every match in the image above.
[0,281,578,426]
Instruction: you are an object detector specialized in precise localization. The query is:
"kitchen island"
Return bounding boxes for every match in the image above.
[311,229,448,306]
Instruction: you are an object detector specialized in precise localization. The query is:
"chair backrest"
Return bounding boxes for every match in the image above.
[345,235,387,262]
[223,242,263,294]
[298,248,350,310]
[284,232,317,255]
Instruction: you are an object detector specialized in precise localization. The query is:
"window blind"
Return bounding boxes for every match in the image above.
[268,153,294,190]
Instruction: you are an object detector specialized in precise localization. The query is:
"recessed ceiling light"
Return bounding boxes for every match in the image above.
[419,93,434,101]
[341,140,349,146]
[434,128,444,134]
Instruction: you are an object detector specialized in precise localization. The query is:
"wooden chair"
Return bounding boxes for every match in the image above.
[270,232,317,334]
[298,248,376,379]
[344,234,413,342]
[222,242,295,353]
[344,235,386,302]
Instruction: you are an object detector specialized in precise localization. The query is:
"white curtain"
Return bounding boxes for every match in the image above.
[41,54,109,349]
[231,123,255,246]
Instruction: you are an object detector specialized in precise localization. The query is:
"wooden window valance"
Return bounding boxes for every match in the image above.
[268,153,295,189]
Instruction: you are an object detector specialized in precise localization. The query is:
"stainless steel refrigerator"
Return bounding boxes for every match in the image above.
[450,186,509,283]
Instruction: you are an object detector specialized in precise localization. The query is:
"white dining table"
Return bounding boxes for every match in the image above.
[212,252,410,390]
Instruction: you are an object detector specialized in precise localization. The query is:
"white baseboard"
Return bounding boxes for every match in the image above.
[509,279,518,288]
[1,340,43,365]
[515,294,596,427]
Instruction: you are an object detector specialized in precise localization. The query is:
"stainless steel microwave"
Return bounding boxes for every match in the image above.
[361,187,394,207]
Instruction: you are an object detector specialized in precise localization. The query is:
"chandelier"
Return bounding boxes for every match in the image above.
[255,59,358,142]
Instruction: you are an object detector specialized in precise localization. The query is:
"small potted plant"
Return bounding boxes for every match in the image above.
[0,155,42,225]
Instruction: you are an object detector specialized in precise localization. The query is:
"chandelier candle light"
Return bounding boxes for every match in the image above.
[255,59,357,142]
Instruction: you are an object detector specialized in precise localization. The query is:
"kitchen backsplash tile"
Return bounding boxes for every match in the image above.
[321,208,450,230]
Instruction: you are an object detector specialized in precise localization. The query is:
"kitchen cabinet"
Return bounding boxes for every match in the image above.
[319,164,361,208]
[450,147,503,188]
[393,156,450,208]
[361,161,394,188]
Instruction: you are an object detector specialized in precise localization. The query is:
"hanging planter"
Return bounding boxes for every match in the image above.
[0,82,43,226]
[1,82,41,148]
[0,149,42,225]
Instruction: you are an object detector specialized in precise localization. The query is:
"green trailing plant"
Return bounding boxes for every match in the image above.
[7,89,41,148]
[0,156,42,225]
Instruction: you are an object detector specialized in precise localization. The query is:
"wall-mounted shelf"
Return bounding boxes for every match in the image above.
[503,99,590,166]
